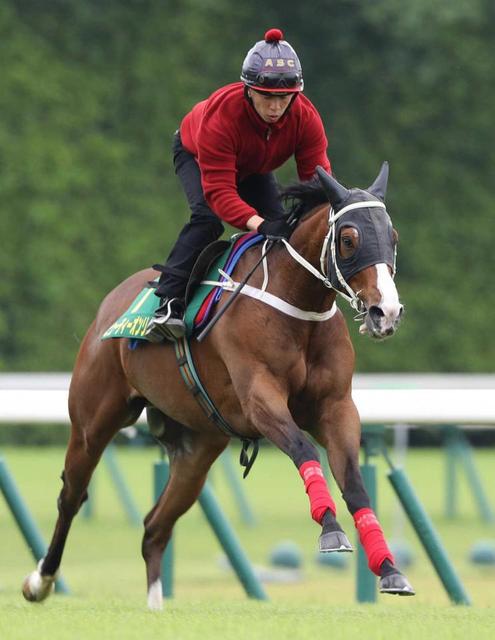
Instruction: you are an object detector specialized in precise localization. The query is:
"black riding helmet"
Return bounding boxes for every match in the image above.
[241,28,304,93]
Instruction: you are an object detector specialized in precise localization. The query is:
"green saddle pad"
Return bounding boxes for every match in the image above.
[101,244,234,341]
[101,285,160,340]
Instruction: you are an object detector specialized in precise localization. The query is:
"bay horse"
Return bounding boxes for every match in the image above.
[22,164,414,609]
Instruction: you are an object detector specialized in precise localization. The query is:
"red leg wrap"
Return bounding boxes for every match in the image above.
[299,460,336,524]
[353,507,394,575]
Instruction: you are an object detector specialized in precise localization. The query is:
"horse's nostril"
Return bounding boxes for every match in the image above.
[369,306,384,321]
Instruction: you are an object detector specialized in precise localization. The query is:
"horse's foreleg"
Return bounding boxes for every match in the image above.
[22,421,117,602]
[238,376,352,552]
[316,397,414,595]
[142,429,227,611]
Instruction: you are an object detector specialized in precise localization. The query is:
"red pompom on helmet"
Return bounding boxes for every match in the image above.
[264,28,284,42]
[241,29,304,93]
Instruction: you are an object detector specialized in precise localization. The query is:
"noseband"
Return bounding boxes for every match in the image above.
[282,199,397,313]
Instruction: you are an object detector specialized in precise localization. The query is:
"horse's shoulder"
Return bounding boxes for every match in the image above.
[306,312,354,384]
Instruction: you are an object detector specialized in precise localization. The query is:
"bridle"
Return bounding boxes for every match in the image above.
[281,198,397,313]
[201,197,398,328]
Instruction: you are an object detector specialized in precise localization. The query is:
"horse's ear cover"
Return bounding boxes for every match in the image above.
[316,166,350,209]
[367,161,389,201]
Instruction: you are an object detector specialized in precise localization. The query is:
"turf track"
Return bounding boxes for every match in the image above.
[1,446,494,639]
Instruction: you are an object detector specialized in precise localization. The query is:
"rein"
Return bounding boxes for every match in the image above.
[201,200,393,324]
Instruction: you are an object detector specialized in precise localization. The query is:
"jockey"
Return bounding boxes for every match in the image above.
[146,28,332,342]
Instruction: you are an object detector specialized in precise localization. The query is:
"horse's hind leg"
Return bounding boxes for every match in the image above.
[142,412,228,610]
[315,396,415,596]
[22,423,120,602]
[22,368,141,602]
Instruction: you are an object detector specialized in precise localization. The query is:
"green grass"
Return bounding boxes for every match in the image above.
[2,600,495,640]
[1,445,495,639]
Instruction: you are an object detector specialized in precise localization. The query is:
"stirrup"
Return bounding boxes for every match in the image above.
[145,298,186,342]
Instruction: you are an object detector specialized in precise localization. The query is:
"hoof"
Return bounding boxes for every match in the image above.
[22,560,56,603]
[319,530,353,553]
[380,572,415,596]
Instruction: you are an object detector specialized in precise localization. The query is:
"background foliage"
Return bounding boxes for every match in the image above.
[1,0,494,371]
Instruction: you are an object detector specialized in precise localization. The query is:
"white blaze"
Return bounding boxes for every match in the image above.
[375,263,401,320]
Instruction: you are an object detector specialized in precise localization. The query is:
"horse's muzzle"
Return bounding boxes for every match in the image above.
[359,304,404,340]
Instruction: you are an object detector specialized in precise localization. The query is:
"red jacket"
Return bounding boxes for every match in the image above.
[180,82,331,229]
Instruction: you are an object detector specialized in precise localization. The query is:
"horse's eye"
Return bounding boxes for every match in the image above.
[339,227,359,258]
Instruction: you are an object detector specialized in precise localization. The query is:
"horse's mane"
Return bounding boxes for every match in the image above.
[280,178,329,220]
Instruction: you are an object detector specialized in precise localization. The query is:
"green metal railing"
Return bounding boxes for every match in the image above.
[2,422,480,606]
[357,425,471,605]
[0,456,70,594]
[154,453,267,602]
[443,426,494,523]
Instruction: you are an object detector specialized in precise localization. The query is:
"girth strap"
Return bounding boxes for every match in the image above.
[174,337,260,477]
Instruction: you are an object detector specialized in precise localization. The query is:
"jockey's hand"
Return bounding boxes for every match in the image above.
[257,217,293,241]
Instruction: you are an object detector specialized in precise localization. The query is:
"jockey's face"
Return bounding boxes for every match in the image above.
[248,89,293,124]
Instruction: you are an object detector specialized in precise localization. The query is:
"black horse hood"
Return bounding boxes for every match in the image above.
[331,189,396,286]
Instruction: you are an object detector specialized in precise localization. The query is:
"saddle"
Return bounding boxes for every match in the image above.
[101,233,264,341]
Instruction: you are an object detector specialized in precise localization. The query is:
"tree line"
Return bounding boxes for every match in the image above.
[1,0,494,371]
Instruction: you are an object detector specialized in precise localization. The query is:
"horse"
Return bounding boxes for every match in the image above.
[22,164,414,609]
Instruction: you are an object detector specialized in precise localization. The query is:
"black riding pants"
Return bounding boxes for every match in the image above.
[156,131,285,299]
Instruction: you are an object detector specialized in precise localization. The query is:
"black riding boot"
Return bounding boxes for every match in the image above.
[146,294,186,342]
[145,215,223,343]
[145,265,189,343]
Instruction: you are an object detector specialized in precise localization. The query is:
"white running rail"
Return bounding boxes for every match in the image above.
[0,374,494,425]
